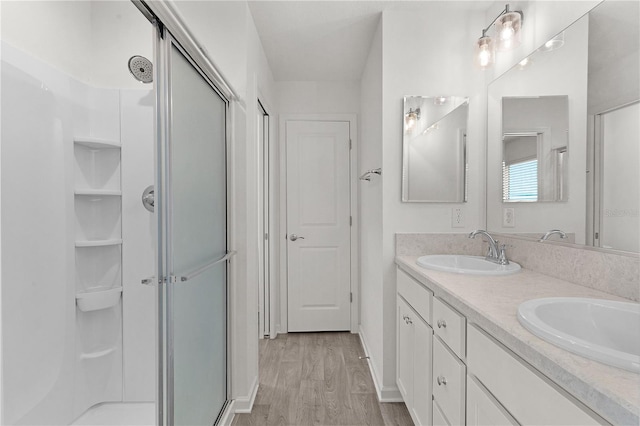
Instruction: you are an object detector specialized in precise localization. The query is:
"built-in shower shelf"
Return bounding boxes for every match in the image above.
[80,347,117,360]
[74,137,121,149]
[75,239,123,247]
[74,189,122,196]
[76,287,123,312]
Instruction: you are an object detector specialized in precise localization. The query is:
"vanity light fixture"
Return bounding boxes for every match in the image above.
[404,107,420,132]
[475,4,524,69]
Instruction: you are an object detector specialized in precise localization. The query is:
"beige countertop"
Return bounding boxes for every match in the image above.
[395,255,640,426]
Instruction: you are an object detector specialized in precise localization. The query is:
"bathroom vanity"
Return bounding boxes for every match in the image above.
[395,256,639,426]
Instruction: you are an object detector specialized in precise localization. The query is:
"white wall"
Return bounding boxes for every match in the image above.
[377,5,486,397]
[1,1,153,89]
[276,81,360,114]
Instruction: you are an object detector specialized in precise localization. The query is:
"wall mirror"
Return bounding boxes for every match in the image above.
[502,95,568,202]
[487,0,639,253]
[402,96,469,202]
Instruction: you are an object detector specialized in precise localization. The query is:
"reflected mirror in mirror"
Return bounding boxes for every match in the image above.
[502,96,568,202]
[402,96,469,202]
[486,0,639,253]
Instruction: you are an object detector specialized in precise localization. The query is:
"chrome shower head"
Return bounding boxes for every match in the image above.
[128,55,153,83]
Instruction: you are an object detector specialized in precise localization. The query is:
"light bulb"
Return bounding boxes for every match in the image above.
[475,35,495,69]
[496,11,522,51]
[500,21,515,41]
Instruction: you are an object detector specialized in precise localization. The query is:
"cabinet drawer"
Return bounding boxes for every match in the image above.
[433,337,465,426]
[397,268,432,325]
[467,324,605,425]
[433,297,466,358]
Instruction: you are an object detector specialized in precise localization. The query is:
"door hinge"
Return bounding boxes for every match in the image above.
[349,139,352,150]
[350,292,353,303]
[350,216,352,226]
[595,232,599,240]
[265,233,268,241]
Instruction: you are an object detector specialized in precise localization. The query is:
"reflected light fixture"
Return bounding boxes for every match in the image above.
[538,32,565,52]
[434,96,448,105]
[405,107,420,132]
[517,57,532,70]
[475,4,523,69]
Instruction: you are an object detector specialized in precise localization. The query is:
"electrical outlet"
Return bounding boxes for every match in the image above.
[503,207,515,228]
[452,207,465,228]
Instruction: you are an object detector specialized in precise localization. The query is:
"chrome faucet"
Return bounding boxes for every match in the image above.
[469,230,509,265]
[539,229,567,241]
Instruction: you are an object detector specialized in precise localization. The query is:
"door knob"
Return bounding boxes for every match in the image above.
[289,234,305,241]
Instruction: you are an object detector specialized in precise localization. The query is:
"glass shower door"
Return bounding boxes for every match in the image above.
[160,33,229,426]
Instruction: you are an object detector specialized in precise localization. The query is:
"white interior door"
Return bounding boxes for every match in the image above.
[286,120,351,332]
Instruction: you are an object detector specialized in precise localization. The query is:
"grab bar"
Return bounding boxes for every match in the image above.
[359,168,382,181]
[180,250,237,282]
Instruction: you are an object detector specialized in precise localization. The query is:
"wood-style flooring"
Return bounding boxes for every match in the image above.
[232,332,413,426]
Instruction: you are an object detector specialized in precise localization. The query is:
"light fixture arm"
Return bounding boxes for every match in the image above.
[480,4,523,37]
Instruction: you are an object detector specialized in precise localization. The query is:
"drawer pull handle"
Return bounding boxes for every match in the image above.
[437,319,447,329]
[437,376,447,386]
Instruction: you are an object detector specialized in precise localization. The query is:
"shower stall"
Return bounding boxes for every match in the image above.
[1,1,231,425]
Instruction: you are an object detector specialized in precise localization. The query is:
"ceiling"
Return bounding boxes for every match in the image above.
[247,1,491,82]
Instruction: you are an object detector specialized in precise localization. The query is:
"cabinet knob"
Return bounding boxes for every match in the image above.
[437,376,447,386]
[437,319,447,329]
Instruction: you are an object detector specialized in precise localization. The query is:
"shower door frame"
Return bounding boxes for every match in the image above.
[132,1,236,424]
[157,29,231,425]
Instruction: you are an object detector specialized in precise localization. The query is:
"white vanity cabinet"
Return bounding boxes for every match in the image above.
[467,325,606,425]
[397,269,433,426]
[431,297,466,425]
[396,265,610,426]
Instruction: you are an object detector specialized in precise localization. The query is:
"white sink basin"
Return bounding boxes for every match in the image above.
[518,298,640,373]
[416,255,521,276]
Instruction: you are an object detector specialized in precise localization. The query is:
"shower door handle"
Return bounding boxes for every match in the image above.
[179,250,237,283]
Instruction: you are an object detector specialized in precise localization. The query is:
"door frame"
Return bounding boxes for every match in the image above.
[278,114,359,334]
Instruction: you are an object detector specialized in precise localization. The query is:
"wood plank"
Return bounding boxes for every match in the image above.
[265,361,303,426]
[246,332,413,426]
[346,363,376,394]
[379,402,414,426]
[350,393,386,426]
[301,333,326,380]
[323,345,352,425]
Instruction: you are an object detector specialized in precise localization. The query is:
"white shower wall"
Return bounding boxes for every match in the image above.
[1,40,155,425]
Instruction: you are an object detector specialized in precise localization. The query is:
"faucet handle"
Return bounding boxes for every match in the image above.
[498,244,510,265]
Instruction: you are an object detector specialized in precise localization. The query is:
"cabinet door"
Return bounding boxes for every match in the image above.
[397,297,414,407]
[412,316,433,426]
[467,375,518,426]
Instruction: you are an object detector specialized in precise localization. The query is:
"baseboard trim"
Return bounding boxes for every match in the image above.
[219,400,236,426]
[233,375,259,413]
[358,326,403,403]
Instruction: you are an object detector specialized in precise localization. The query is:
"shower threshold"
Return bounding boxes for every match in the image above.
[71,402,155,426]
